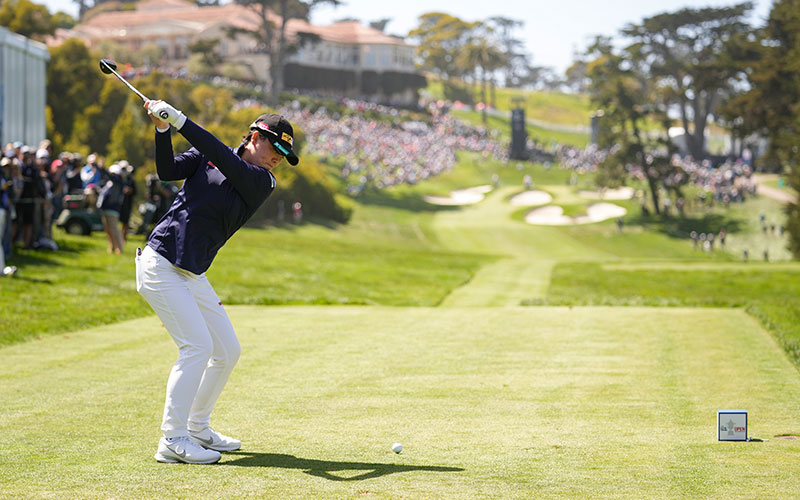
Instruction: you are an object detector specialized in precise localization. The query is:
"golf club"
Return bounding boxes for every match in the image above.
[99,58,150,103]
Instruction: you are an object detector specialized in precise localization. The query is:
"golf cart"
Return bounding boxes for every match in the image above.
[56,192,104,236]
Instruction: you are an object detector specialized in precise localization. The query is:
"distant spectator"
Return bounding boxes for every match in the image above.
[35,149,55,244]
[118,161,136,242]
[17,147,44,249]
[97,163,125,254]
[0,157,16,277]
[690,230,698,250]
[81,153,102,188]
[65,153,84,193]
[293,201,303,224]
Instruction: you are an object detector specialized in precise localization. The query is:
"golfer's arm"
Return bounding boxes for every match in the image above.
[154,129,200,181]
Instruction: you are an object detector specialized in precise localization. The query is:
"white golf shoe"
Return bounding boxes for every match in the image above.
[189,426,241,452]
[154,436,221,464]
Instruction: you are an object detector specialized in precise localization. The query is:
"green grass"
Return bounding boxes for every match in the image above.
[3,306,800,499]
[452,109,590,148]
[0,216,488,346]
[4,117,800,498]
[425,80,592,126]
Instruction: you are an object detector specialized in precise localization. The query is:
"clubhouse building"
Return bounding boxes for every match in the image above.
[53,0,425,104]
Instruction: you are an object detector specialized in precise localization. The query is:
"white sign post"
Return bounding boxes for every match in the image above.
[717,410,748,441]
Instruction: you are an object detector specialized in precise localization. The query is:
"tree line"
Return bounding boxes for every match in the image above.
[563,0,800,256]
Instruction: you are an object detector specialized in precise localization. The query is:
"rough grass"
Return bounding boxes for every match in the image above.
[451,109,590,147]
[425,80,592,126]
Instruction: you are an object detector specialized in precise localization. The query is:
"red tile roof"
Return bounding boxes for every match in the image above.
[69,0,407,46]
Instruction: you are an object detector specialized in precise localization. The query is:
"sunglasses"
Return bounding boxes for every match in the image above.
[250,122,291,158]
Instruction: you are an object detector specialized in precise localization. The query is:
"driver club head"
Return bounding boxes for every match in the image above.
[99,59,117,75]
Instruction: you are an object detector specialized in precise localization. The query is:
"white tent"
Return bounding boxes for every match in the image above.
[0,27,50,147]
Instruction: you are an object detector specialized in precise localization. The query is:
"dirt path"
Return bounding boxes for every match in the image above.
[755,174,797,204]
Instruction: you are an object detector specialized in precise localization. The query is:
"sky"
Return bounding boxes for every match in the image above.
[40,0,774,74]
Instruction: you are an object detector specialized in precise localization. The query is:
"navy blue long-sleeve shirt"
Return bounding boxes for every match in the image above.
[147,119,276,274]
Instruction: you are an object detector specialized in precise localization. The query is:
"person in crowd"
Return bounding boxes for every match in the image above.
[64,153,84,194]
[35,149,55,244]
[136,99,298,465]
[16,147,44,249]
[0,157,16,276]
[97,163,125,254]
[3,149,21,258]
[81,153,102,188]
[48,157,68,221]
[136,174,178,238]
[118,161,137,242]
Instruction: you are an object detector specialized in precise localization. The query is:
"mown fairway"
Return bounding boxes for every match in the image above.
[2,152,800,498]
[3,306,800,499]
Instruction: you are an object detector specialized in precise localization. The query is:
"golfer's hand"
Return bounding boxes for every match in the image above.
[146,100,186,131]
[145,101,169,131]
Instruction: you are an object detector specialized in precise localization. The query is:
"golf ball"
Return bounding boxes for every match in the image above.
[391,442,403,454]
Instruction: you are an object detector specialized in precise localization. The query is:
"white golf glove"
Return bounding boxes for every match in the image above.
[148,100,187,131]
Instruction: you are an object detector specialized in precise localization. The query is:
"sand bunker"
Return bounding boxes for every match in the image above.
[524,202,628,226]
[578,187,635,200]
[424,185,493,206]
[509,190,553,206]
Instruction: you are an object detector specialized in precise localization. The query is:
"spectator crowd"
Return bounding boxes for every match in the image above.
[0,141,142,277]
[282,99,508,195]
[1,95,789,277]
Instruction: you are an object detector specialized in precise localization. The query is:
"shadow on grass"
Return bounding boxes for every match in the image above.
[6,274,53,284]
[222,451,464,481]
[355,189,460,213]
[6,250,64,268]
[627,211,745,239]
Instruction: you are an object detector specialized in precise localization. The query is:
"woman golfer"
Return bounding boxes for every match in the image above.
[136,99,298,464]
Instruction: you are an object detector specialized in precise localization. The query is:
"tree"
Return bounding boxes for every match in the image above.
[564,60,589,93]
[725,0,800,255]
[486,16,526,88]
[71,0,137,20]
[458,22,505,123]
[584,36,681,215]
[46,38,105,151]
[67,79,129,155]
[233,0,340,105]
[187,38,222,77]
[107,103,150,169]
[189,85,234,127]
[369,18,390,33]
[621,3,754,159]
[408,12,478,80]
[51,10,77,29]
[0,0,54,39]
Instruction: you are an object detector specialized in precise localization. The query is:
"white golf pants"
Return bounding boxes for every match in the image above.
[135,245,240,438]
